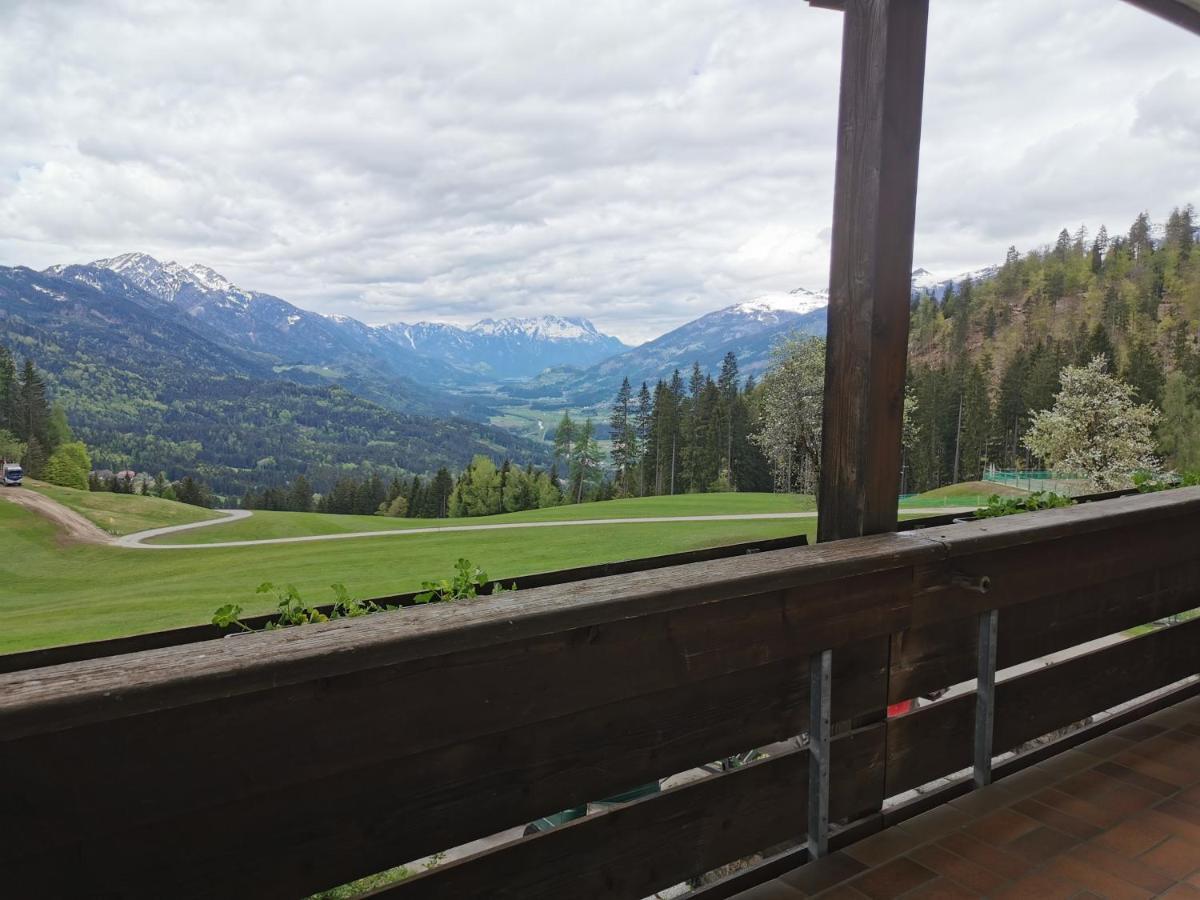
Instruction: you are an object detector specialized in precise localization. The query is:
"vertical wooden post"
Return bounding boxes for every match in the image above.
[817,0,929,543]
[807,648,833,858]
[974,608,999,787]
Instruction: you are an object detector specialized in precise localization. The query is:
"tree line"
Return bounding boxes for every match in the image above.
[0,345,93,489]
[903,205,1197,491]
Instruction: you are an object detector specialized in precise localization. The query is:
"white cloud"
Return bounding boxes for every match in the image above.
[0,0,1196,344]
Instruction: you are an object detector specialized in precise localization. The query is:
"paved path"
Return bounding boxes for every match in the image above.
[120,507,974,550]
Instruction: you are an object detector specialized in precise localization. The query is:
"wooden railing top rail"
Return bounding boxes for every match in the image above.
[4,487,1198,743]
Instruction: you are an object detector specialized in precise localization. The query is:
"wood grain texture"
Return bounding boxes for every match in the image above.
[885,617,1200,795]
[890,555,1200,701]
[382,725,885,900]
[817,0,929,541]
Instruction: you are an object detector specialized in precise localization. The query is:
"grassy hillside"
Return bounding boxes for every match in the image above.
[0,498,816,653]
[29,482,221,535]
[148,492,819,545]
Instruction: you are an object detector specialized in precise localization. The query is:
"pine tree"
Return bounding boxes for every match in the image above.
[15,359,51,452]
[0,345,16,434]
[288,475,313,512]
[609,378,634,496]
[1121,337,1165,407]
[552,411,575,470]
[635,381,652,496]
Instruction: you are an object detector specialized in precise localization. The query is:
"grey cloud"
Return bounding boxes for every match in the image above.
[0,0,1196,344]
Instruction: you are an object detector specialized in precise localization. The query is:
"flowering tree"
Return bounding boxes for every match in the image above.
[752,336,825,494]
[1023,355,1160,490]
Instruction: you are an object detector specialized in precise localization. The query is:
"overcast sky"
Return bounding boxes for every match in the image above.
[1,1,1197,344]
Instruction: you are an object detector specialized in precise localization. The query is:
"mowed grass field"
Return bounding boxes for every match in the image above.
[0,485,981,655]
[0,492,819,654]
[146,492,820,545]
[30,481,222,535]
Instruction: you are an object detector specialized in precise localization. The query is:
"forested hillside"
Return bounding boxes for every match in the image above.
[0,267,550,497]
[905,206,1199,491]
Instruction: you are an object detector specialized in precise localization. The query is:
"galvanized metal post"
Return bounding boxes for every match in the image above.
[974,608,999,787]
[807,648,833,858]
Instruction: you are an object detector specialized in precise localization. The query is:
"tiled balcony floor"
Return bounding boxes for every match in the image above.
[734,694,1200,899]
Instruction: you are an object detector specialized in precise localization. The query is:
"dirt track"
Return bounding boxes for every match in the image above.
[0,487,113,545]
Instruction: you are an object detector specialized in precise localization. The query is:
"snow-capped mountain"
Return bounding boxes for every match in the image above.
[911,265,999,300]
[518,287,829,405]
[44,253,629,386]
[375,315,628,380]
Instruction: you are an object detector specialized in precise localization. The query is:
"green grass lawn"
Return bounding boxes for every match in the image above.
[148,492,820,545]
[902,480,1029,508]
[0,497,818,654]
[28,481,222,535]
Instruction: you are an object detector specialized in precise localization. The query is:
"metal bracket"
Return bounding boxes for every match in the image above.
[974,608,999,787]
[807,648,832,858]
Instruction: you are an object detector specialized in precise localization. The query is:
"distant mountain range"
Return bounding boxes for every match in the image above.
[505,288,831,405]
[50,253,628,386]
[0,248,1002,490]
[0,259,552,495]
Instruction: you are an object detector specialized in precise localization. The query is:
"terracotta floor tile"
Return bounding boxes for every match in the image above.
[1031,786,1120,828]
[1056,766,1120,802]
[899,877,978,900]
[947,785,1018,818]
[908,842,1007,895]
[1157,799,1200,844]
[1141,808,1200,847]
[1095,759,1179,797]
[1138,834,1200,880]
[1033,749,1096,779]
[1042,854,1153,900]
[895,803,973,844]
[1011,796,1103,840]
[988,870,1077,900]
[1114,748,1195,787]
[963,807,1040,847]
[846,857,936,900]
[1160,884,1200,899]
[1135,735,1200,771]
[731,880,806,900]
[1004,824,1079,864]
[1162,798,1200,827]
[1092,780,1166,818]
[1067,840,1175,894]
[841,826,922,867]
[779,852,867,895]
[1093,816,1172,857]
[936,832,1027,881]
[1164,727,1200,746]
[993,762,1061,796]
[1076,732,1137,759]
[1114,721,1168,741]
[1180,783,1200,807]
[813,885,869,899]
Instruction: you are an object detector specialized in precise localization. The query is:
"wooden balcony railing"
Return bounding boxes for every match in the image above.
[2,488,1198,899]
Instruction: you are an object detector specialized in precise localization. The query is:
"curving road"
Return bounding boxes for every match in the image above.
[3,488,973,550]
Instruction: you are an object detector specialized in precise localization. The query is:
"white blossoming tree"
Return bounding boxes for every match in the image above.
[1023,355,1160,490]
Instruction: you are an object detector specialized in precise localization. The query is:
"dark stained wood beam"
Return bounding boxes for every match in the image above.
[814,0,1200,38]
[817,0,929,542]
[1120,0,1200,36]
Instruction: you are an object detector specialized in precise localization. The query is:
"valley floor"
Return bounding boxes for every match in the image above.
[0,487,975,655]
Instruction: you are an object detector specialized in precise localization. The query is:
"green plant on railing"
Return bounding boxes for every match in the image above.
[1134,470,1200,492]
[212,560,514,633]
[413,557,514,604]
[975,491,1075,519]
